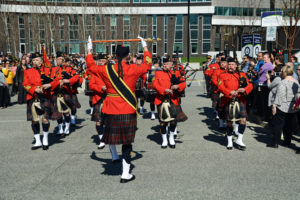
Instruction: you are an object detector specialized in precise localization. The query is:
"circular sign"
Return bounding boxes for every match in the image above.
[244,47,250,55]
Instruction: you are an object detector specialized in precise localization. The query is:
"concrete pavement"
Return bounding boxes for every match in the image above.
[0,73,299,200]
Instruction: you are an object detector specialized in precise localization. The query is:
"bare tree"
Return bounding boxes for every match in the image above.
[280,0,300,60]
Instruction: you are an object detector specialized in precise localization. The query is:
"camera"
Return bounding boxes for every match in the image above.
[274,72,280,76]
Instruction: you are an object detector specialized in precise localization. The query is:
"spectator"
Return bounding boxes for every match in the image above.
[267,65,299,148]
[0,63,8,108]
[254,52,264,72]
[16,56,27,104]
[291,55,298,74]
[274,54,284,72]
[257,52,274,121]
[241,55,250,73]
[10,60,18,96]
[285,62,299,80]
[2,59,15,105]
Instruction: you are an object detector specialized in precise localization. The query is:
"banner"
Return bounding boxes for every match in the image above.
[261,11,283,27]
[241,34,262,58]
[266,26,277,41]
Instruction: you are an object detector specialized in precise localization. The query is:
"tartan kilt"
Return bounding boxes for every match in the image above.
[102,114,137,145]
[26,98,51,121]
[224,101,247,121]
[157,103,188,123]
[64,94,81,110]
[51,94,63,120]
[91,99,104,122]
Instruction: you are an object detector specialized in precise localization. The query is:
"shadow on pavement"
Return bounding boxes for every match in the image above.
[203,134,226,146]
[147,125,161,145]
[248,125,270,145]
[90,150,144,176]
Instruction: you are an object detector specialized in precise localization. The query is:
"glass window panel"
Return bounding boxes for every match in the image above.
[141,0,150,2]
[191,30,198,40]
[243,8,248,16]
[134,0,140,2]
[176,15,183,25]
[203,15,211,25]
[203,43,210,53]
[203,30,210,39]
[96,44,105,53]
[217,7,223,15]
[110,15,117,26]
[173,43,183,53]
[232,7,237,16]
[191,43,198,54]
[175,31,182,40]
[190,14,198,24]
[224,7,230,16]
[249,8,254,16]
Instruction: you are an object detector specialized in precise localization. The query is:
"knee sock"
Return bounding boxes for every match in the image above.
[57,117,63,124]
[89,100,92,107]
[31,123,40,135]
[170,123,177,132]
[160,124,167,135]
[64,115,71,123]
[227,126,233,136]
[140,99,144,107]
[71,109,76,116]
[122,144,132,164]
[42,123,50,132]
[238,124,246,135]
[150,103,155,111]
[96,124,103,135]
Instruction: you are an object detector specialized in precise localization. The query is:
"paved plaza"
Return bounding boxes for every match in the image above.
[0,73,299,200]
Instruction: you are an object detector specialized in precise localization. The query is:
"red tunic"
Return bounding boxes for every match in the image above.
[204,63,220,78]
[152,70,186,106]
[86,51,152,114]
[89,73,106,105]
[23,67,60,101]
[211,68,227,93]
[217,72,253,106]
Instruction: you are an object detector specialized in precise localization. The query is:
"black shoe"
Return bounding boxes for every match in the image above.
[169,145,175,149]
[266,143,278,148]
[227,146,233,150]
[31,145,42,150]
[282,141,291,147]
[112,158,121,164]
[120,175,135,183]
[43,145,49,150]
[161,145,167,149]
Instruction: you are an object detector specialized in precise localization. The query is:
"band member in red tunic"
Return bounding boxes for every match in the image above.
[23,53,60,150]
[217,58,253,150]
[86,36,152,183]
[153,57,187,149]
[89,53,108,149]
[211,57,228,129]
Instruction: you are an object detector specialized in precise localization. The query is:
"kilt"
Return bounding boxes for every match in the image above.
[91,99,104,122]
[26,98,51,121]
[225,101,247,121]
[157,103,188,123]
[102,114,137,145]
[64,93,81,110]
[51,94,63,120]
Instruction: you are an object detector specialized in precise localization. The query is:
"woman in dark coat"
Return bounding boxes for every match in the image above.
[16,56,27,104]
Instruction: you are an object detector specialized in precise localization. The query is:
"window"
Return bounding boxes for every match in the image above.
[202,15,211,53]
[152,15,157,54]
[139,15,147,38]
[110,15,117,40]
[164,15,167,54]
[96,15,106,40]
[123,15,130,39]
[174,14,183,53]
[28,16,33,53]
[190,14,198,54]
[39,17,45,45]
[69,15,79,54]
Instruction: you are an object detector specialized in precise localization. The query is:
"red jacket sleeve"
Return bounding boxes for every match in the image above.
[50,78,60,90]
[69,74,79,86]
[85,54,102,76]
[89,75,105,94]
[217,74,232,97]
[153,72,167,95]
[23,70,36,96]
[136,50,152,76]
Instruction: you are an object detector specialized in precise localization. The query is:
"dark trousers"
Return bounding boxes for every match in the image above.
[257,86,270,121]
[0,86,10,107]
[270,109,297,145]
[17,84,27,104]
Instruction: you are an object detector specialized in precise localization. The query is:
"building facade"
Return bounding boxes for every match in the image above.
[0,0,299,57]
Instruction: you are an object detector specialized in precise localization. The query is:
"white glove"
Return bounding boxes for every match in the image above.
[87,35,93,51]
[138,36,147,48]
